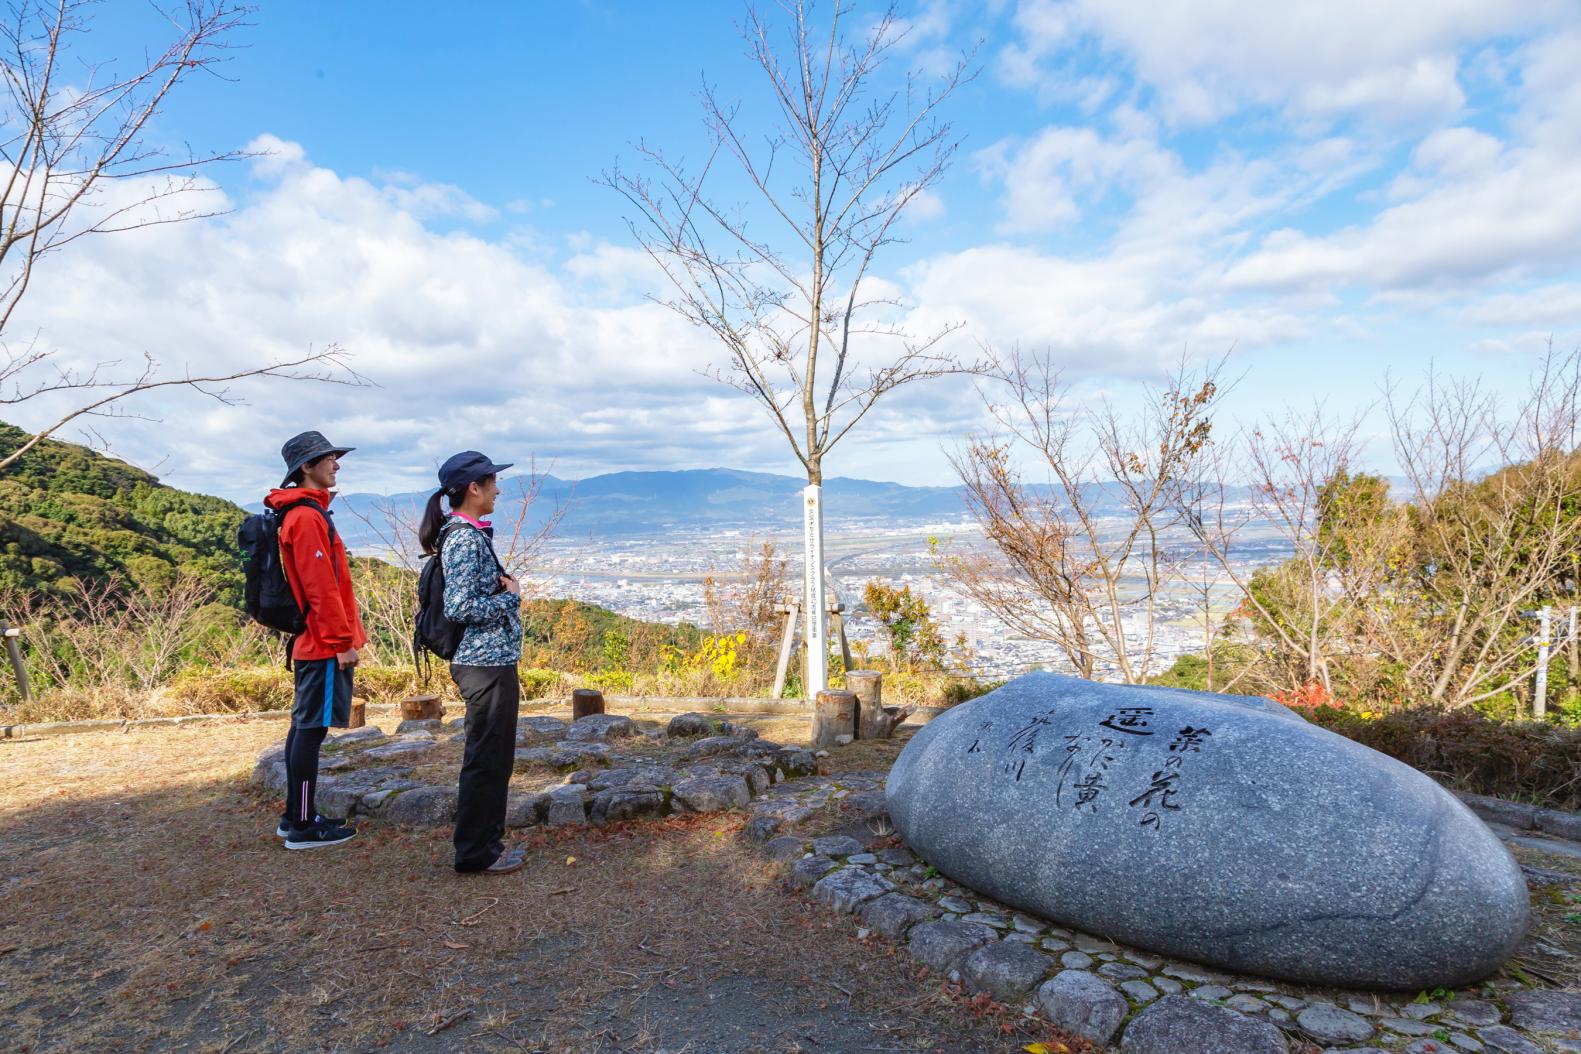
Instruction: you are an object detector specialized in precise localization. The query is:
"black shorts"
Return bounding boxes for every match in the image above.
[291,657,354,729]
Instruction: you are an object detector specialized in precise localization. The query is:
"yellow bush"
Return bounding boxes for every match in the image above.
[165,666,294,713]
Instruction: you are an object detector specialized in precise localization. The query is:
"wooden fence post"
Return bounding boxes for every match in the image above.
[1,622,29,704]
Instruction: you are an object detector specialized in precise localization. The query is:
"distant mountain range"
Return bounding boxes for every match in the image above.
[265,468,978,549]
[251,467,1236,551]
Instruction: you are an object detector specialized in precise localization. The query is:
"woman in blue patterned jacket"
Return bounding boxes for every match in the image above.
[417,450,524,876]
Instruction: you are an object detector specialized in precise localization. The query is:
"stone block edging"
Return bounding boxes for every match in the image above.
[757,771,1572,1054]
[1457,790,1581,842]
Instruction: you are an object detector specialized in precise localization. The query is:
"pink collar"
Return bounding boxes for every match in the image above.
[449,511,491,530]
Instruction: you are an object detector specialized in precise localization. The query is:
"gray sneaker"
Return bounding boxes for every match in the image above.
[480,849,525,875]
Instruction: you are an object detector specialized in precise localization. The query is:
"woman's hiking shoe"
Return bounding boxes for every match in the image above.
[284,820,357,850]
[276,814,342,838]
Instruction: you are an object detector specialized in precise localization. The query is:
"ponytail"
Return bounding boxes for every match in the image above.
[418,489,448,555]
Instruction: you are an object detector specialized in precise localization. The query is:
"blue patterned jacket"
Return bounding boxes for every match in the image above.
[440,520,521,667]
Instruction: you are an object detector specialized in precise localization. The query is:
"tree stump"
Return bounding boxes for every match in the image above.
[811,689,858,750]
[571,688,605,720]
[847,670,885,739]
[400,694,443,721]
[348,699,367,729]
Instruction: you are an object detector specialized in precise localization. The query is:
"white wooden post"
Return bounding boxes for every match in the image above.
[803,484,828,696]
[1535,605,1552,720]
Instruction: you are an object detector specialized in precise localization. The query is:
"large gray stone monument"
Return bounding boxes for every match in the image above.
[885,672,1529,989]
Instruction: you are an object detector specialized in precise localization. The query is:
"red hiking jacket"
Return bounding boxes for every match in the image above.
[264,488,368,662]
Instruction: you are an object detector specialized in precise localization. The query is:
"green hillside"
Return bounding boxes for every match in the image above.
[0,421,247,601]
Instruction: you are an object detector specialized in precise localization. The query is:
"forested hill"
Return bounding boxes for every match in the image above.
[0,422,247,602]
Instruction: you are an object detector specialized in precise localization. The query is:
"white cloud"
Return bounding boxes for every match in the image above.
[1002,0,1572,127]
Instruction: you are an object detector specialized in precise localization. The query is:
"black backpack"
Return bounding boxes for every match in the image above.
[238,498,337,636]
[414,519,503,664]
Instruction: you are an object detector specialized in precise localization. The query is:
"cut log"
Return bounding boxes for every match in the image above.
[571,688,605,720]
[348,699,367,729]
[846,670,886,739]
[400,694,443,721]
[811,689,858,750]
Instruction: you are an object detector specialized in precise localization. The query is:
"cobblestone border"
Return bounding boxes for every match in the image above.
[250,712,821,828]
[1,695,820,741]
[749,770,1581,1054]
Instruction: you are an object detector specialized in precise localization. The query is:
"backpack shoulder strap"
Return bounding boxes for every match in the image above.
[279,497,336,542]
[442,517,506,577]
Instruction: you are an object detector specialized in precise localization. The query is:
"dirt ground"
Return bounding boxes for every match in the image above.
[0,713,1058,1054]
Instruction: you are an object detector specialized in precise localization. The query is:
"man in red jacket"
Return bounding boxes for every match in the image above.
[267,430,368,849]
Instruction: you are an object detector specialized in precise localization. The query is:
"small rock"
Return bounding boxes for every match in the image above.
[688,735,744,759]
[588,788,663,824]
[960,941,1055,1002]
[1035,970,1128,1046]
[907,921,998,973]
[1061,951,1094,969]
[811,835,866,857]
[1445,999,1501,1027]
[1072,933,1112,954]
[763,836,809,862]
[811,867,895,914]
[1505,990,1581,1034]
[666,713,716,737]
[1477,1027,1541,1054]
[961,912,1008,929]
[394,718,443,734]
[1404,1041,1453,1054]
[847,852,879,865]
[504,792,544,827]
[1449,1032,1484,1052]
[937,895,974,913]
[1297,1004,1373,1043]
[1097,962,1149,982]
[672,774,750,813]
[385,786,457,825]
[791,855,838,889]
[1151,976,1183,995]
[514,747,575,772]
[1382,1017,1439,1036]
[1121,979,1159,1004]
[1011,913,1045,934]
[1161,963,1227,984]
[363,738,438,760]
[545,786,587,826]
[1191,985,1233,1002]
[1119,993,1288,1054]
[1264,994,1305,1010]
[328,727,385,744]
[878,847,916,867]
[858,893,941,940]
[1225,994,1267,1014]
[564,714,636,741]
[1403,1001,1442,1020]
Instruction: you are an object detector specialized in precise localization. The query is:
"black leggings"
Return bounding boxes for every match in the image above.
[283,723,329,830]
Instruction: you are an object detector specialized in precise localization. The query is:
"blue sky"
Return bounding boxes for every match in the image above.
[10,0,1581,500]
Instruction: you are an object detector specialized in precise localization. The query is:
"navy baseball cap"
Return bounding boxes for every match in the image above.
[438,450,512,492]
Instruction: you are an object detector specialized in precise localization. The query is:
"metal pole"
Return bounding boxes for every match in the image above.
[2,621,30,704]
[1534,606,1551,721]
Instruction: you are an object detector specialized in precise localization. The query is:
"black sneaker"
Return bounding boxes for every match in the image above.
[276,813,343,838]
[284,820,357,850]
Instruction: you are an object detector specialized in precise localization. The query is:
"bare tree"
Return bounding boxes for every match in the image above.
[1378,347,1581,709]
[703,538,790,649]
[940,351,1221,683]
[603,0,976,694]
[0,0,362,472]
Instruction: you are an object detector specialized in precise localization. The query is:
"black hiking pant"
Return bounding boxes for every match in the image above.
[451,663,520,872]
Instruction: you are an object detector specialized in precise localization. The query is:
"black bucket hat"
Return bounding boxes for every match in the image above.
[280,430,355,487]
[438,450,512,493]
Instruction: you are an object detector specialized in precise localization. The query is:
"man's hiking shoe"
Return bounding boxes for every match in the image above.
[284,820,357,850]
[479,850,524,875]
[276,814,341,838]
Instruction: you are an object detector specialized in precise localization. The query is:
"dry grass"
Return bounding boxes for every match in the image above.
[0,716,1045,1054]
